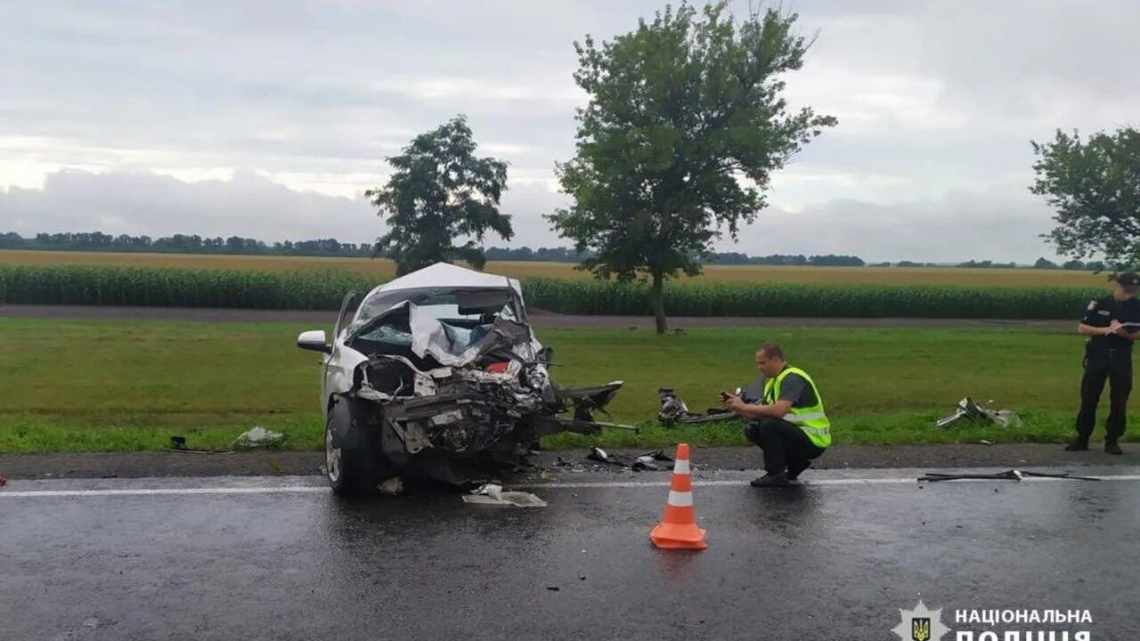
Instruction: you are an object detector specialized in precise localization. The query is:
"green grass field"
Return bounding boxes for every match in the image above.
[0,249,1112,288]
[0,318,1127,453]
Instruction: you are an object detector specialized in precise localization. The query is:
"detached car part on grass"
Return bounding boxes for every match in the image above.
[297,262,628,495]
[935,397,1022,430]
[657,387,736,426]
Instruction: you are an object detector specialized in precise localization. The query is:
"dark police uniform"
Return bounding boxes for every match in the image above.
[1074,280,1140,449]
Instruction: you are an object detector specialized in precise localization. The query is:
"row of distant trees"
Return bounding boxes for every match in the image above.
[704,252,865,266]
[0,232,373,256]
[1032,257,1109,271]
[5,234,1111,270]
[0,232,866,266]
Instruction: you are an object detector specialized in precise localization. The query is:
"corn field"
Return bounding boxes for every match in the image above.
[0,265,1102,318]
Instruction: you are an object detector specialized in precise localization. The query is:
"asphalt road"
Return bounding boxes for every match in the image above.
[3,467,1138,640]
[4,443,1139,480]
[0,303,1075,330]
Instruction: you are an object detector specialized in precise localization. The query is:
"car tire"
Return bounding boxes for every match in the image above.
[324,399,383,496]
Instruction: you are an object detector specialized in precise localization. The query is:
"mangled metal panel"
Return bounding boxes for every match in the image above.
[935,397,1022,429]
[408,303,534,367]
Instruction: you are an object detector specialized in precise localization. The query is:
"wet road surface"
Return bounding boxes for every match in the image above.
[6,443,1139,480]
[3,467,1138,640]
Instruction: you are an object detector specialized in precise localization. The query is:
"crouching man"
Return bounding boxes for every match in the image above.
[721,343,831,487]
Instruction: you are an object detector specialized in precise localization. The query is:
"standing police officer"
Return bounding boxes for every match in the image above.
[1067,272,1140,455]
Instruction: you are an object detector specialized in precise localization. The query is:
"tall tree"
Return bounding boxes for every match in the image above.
[548,2,836,333]
[1031,127,1140,269]
[367,115,512,275]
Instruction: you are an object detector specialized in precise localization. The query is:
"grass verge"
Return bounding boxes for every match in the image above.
[0,318,1130,453]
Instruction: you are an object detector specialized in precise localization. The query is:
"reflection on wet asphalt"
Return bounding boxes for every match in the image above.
[3,470,1138,640]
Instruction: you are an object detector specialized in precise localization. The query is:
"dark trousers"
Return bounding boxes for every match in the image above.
[744,419,824,474]
[1075,347,1132,443]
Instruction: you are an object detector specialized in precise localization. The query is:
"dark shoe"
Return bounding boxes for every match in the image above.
[1105,441,1123,455]
[786,459,812,481]
[1065,439,1089,452]
[750,472,790,487]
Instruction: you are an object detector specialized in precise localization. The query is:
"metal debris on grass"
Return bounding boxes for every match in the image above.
[657,387,736,426]
[936,397,1022,429]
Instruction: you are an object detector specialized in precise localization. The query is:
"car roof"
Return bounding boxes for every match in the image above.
[362,262,521,301]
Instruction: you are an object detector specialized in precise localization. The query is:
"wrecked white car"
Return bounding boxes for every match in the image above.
[296,262,624,494]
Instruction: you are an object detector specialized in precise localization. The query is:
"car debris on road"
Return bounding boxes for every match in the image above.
[378,476,405,496]
[296,262,637,495]
[462,483,547,507]
[585,447,675,471]
[918,469,1101,482]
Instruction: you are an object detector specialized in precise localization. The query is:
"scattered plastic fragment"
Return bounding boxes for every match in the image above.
[378,477,405,496]
[587,447,609,463]
[231,426,288,450]
[462,483,548,507]
[633,456,660,471]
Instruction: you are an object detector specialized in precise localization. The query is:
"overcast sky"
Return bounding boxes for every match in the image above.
[2,1,1137,262]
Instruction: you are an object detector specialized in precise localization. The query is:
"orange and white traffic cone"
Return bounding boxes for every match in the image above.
[649,443,708,550]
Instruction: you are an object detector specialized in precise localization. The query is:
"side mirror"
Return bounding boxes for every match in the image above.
[296,330,331,354]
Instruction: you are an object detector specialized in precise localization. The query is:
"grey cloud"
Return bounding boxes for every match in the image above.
[0,168,561,251]
[0,168,1065,263]
[715,191,1061,263]
[2,0,1137,262]
[0,170,376,243]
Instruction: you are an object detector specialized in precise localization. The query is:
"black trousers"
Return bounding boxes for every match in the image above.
[1075,347,1132,442]
[744,419,824,474]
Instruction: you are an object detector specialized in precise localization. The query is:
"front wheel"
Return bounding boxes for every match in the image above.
[324,400,384,496]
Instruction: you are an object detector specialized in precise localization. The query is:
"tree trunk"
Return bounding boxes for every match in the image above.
[651,271,668,335]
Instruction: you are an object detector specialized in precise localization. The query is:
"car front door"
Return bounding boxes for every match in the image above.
[321,291,359,406]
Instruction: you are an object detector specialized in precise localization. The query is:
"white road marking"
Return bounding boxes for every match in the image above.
[0,487,329,498]
[2,474,1139,498]
[515,475,1140,489]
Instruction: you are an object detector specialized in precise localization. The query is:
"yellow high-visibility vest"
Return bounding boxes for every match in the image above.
[762,366,831,448]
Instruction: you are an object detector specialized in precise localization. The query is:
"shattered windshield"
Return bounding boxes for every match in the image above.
[356,287,519,325]
[351,287,521,349]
